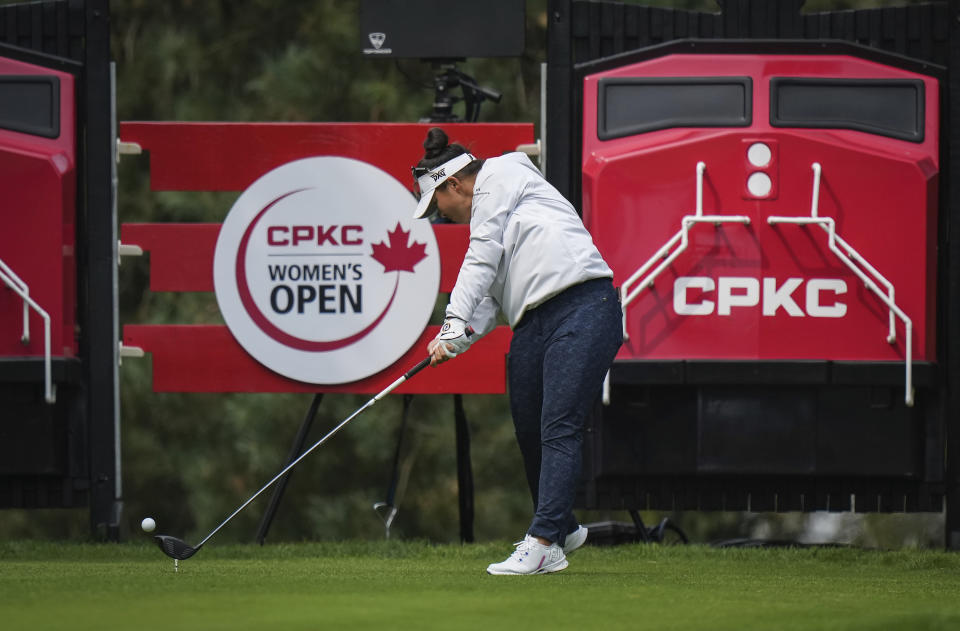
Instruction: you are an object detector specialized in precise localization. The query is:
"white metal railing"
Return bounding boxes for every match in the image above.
[0,257,55,403]
[619,161,751,340]
[768,163,914,407]
[0,257,29,343]
[605,162,751,405]
[608,160,915,408]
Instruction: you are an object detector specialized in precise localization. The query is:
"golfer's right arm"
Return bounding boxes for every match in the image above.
[431,180,515,363]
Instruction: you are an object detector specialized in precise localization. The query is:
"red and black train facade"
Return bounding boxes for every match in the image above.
[548,0,960,548]
[0,0,115,536]
[2,0,960,548]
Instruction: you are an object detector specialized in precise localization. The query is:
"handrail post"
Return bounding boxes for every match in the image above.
[0,257,55,403]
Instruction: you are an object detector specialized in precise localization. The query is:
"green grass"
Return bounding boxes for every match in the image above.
[2,540,959,631]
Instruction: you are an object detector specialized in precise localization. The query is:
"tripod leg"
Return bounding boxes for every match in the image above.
[255,393,323,545]
[454,394,475,543]
[374,394,413,538]
[628,509,651,543]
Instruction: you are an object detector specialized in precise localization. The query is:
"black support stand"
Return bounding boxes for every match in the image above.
[945,0,960,551]
[83,0,121,542]
[256,391,476,544]
[255,393,323,544]
[373,394,414,538]
[454,394,475,543]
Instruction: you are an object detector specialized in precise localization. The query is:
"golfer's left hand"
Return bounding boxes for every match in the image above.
[428,338,454,366]
[429,318,473,366]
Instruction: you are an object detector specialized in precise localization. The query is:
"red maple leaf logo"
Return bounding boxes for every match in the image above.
[370,223,428,273]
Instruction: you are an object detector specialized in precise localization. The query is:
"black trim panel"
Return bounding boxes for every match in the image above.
[0,75,59,138]
[0,358,82,384]
[576,39,945,81]
[610,360,938,388]
[598,76,752,139]
[770,77,925,143]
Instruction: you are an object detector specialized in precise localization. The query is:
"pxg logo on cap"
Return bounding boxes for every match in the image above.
[214,157,440,384]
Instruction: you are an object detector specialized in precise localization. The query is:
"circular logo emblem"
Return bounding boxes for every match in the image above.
[214,157,440,384]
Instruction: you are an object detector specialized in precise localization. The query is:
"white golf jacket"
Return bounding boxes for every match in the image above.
[446,152,613,336]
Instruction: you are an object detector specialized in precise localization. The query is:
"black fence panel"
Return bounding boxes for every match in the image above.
[0,0,83,60]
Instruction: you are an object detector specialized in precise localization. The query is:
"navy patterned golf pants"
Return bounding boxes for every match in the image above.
[508,277,623,544]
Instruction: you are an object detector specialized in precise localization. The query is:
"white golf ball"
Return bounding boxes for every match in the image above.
[141,517,156,532]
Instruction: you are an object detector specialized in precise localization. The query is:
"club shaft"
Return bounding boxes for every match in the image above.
[196,357,431,549]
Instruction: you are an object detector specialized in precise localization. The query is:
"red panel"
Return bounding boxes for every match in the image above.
[0,57,76,358]
[121,222,470,293]
[123,324,510,394]
[121,223,219,292]
[435,224,470,292]
[118,122,534,192]
[582,54,939,362]
[119,122,529,393]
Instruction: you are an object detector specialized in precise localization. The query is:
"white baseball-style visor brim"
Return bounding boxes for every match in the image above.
[413,153,476,219]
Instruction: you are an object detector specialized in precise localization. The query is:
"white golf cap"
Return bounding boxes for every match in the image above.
[413,152,476,219]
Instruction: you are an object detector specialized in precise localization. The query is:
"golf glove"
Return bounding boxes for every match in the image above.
[436,317,473,358]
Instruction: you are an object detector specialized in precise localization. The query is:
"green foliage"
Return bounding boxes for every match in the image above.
[111,0,545,125]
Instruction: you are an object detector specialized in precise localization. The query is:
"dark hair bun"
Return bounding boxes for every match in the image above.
[423,127,449,160]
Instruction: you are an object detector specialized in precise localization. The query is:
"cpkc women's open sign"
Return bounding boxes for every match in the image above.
[213,157,440,384]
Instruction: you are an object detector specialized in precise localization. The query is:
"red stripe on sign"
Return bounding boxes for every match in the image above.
[122,324,510,394]
[118,122,534,192]
[120,223,220,292]
[121,223,470,294]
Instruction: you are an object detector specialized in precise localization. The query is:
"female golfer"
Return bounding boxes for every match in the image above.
[412,128,622,575]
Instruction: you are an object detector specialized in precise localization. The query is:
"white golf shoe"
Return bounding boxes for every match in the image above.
[486,535,568,575]
[563,525,588,554]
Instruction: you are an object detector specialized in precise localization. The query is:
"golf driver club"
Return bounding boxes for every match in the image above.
[154,356,432,561]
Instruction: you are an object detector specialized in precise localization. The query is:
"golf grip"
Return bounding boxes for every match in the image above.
[404,356,431,379]
[398,325,472,381]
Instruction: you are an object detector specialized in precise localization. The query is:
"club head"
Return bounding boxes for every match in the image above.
[154,535,199,560]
